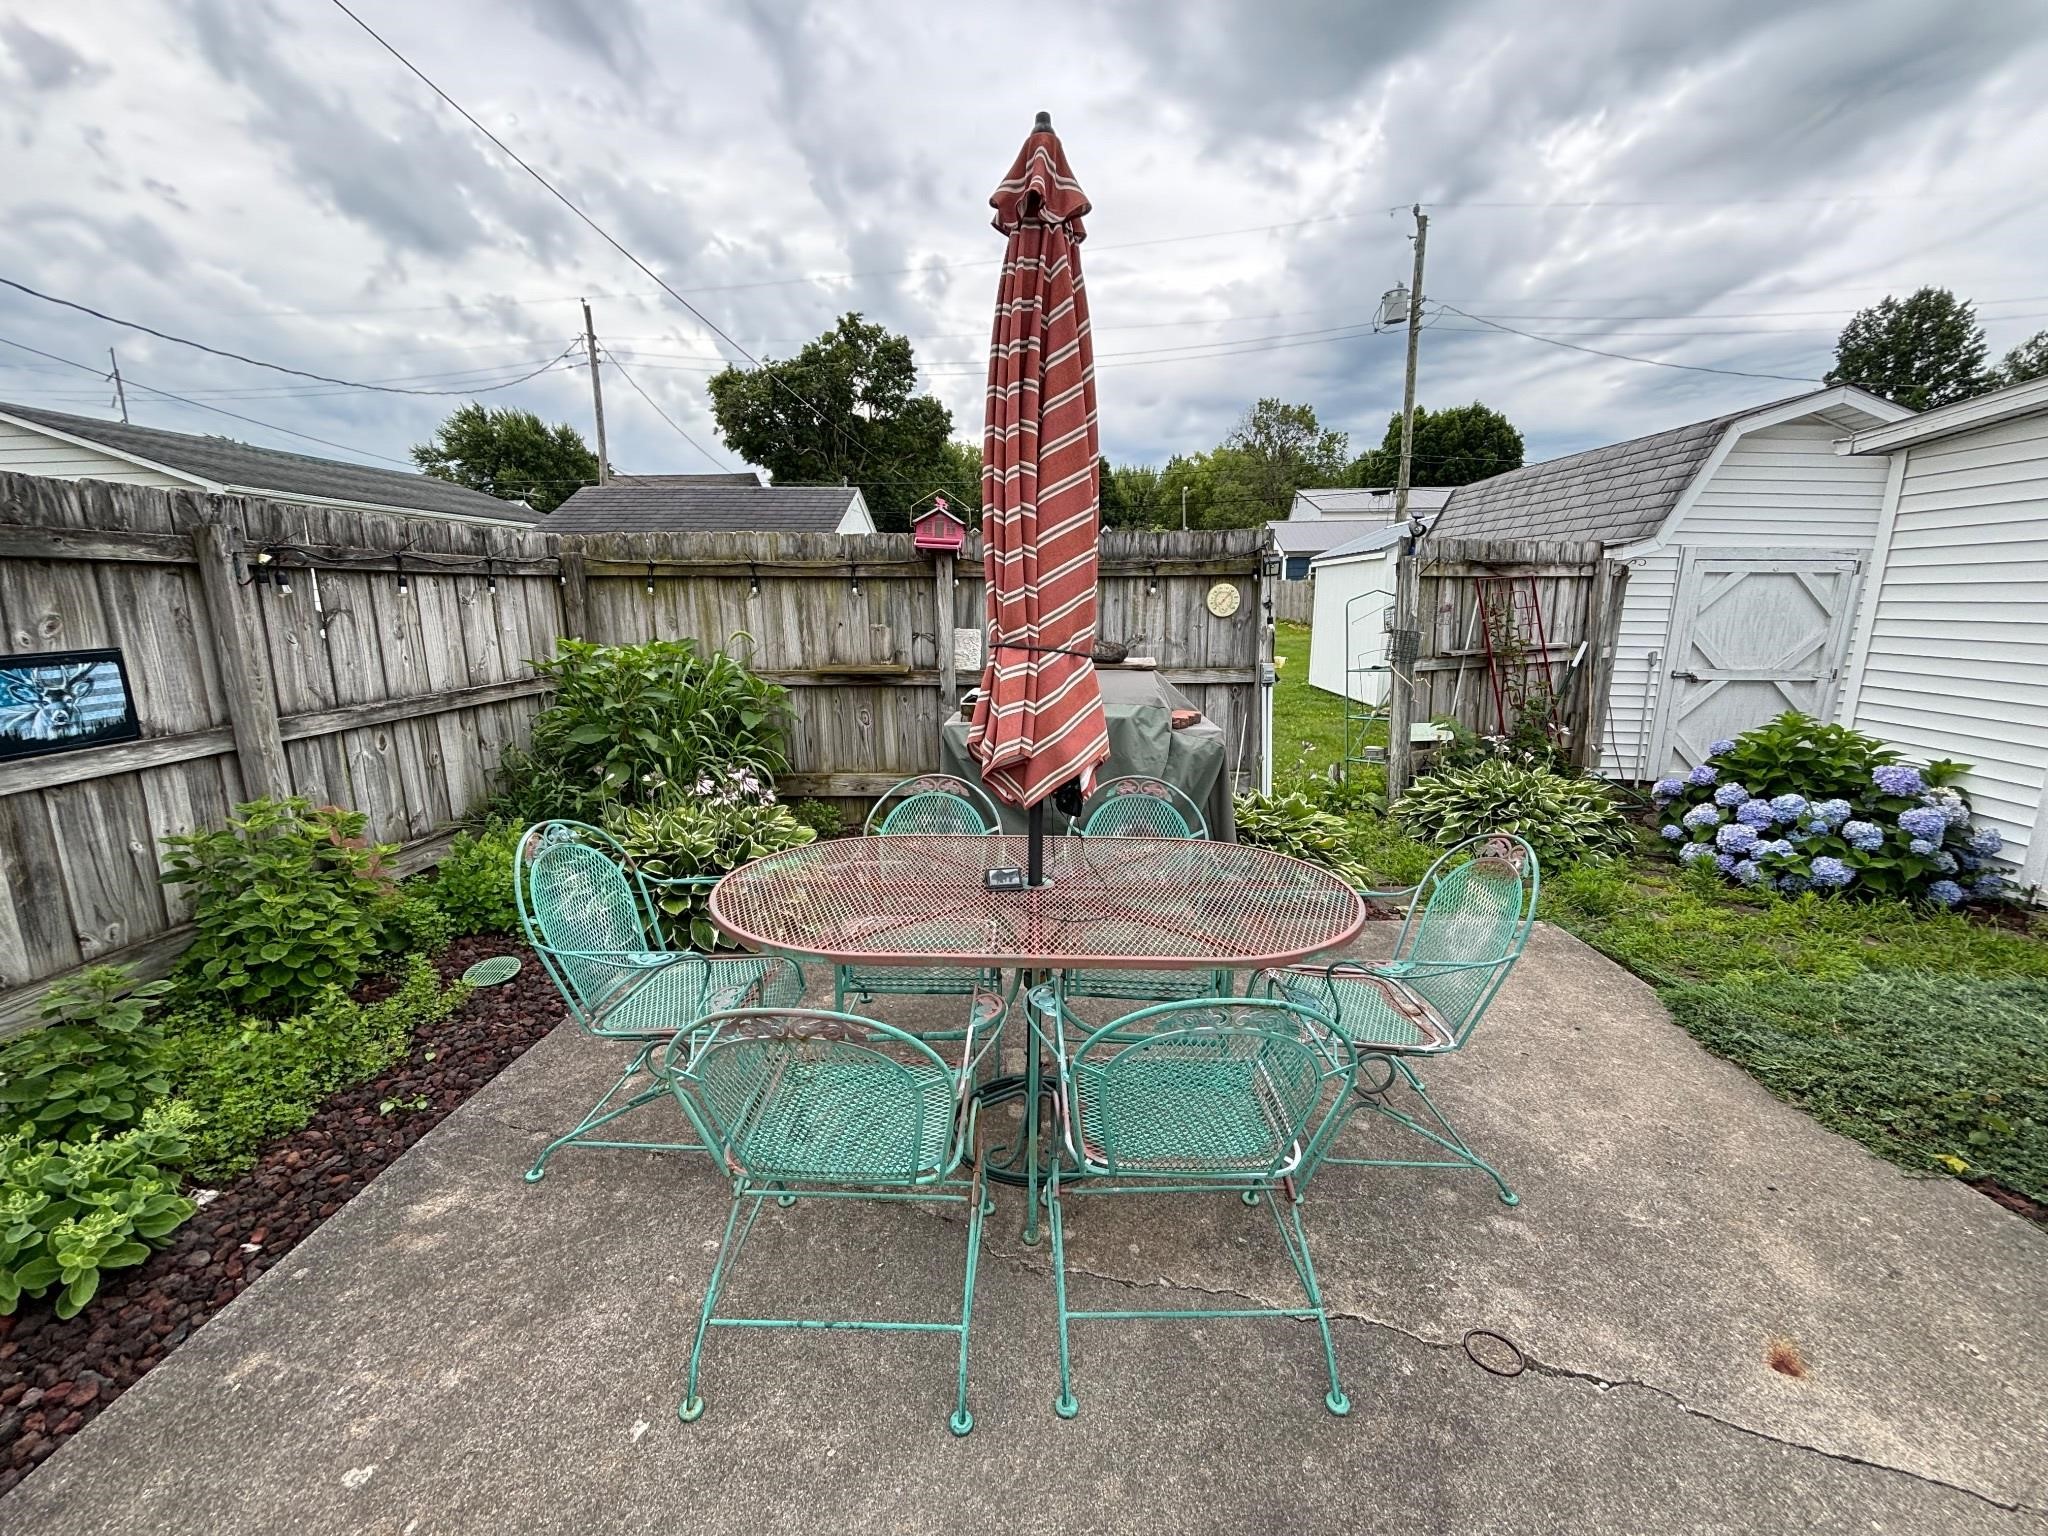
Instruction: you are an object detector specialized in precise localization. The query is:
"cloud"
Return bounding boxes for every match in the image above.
[511,0,647,78]
[0,19,108,92]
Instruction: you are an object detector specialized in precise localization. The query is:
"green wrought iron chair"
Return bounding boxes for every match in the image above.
[1065,776,1228,1005]
[663,994,1002,1435]
[1076,775,1209,839]
[837,775,1004,1015]
[1260,834,1539,1205]
[1027,989,1358,1419]
[515,820,803,1183]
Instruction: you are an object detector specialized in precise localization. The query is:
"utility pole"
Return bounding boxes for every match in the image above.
[108,348,129,423]
[581,299,610,484]
[1180,486,1188,530]
[1385,204,1429,801]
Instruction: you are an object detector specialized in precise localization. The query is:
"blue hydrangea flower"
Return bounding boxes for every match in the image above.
[1678,841,1714,865]
[1968,827,2003,857]
[1897,806,1948,841]
[1763,838,1795,858]
[1682,803,1722,830]
[1808,856,1854,889]
[1729,859,1762,886]
[1714,852,1736,872]
[1660,823,1685,841]
[1925,879,1964,907]
[1972,873,2005,899]
[1651,776,1685,802]
[1776,873,1811,894]
[1810,799,1852,828]
[1735,800,1776,828]
[1929,789,1970,826]
[1685,764,1718,787]
[1706,739,1736,757]
[1958,852,1981,873]
[1933,851,1958,874]
[1769,793,1807,824]
[1907,838,1935,856]
[1871,764,1925,797]
[1713,782,1751,807]
[1840,820,1884,852]
[1715,823,1759,854]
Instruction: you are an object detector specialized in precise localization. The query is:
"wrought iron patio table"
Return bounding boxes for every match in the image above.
[710,834,1367,1239]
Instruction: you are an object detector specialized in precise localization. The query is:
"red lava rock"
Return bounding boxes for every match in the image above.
[0,936,561,1490]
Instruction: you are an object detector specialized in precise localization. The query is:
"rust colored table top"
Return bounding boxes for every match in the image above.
[709,834,1365,971]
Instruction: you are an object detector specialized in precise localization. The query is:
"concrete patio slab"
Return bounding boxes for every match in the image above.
[6,925,2044,1535]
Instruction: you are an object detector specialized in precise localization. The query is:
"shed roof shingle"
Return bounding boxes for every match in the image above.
[0,401,537,522]
[545,481,859,534]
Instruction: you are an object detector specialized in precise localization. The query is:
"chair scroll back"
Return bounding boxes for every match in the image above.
[669,1009,962,1187]
[865,774,1003,836]
[517,821,661,1024]
[1390,835,1539,1046]
[1066,999,1352,1178]
[1079,776,1207,839]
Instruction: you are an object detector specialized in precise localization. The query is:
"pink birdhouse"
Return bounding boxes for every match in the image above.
[913,494,968,553]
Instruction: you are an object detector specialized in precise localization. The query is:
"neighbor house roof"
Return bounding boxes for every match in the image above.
[607,471,763,488]
[1431,385,1908,546]
[1311,524,1407,566]
[0,401,537,523]
[1268,518,1393,556]
[545,480,871,534]
[1286,485,1452,519]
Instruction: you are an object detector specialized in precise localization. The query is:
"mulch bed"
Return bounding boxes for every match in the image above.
[0,937,563,1495]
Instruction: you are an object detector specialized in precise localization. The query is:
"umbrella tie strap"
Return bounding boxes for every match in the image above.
[990,635,1096,660]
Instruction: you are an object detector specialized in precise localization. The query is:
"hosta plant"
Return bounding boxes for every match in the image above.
[603,794,817,951]
[1653,713,2004,906]
[0,1101,198,1319]
[1233,792,1370,884]
[1394,760,1632,866]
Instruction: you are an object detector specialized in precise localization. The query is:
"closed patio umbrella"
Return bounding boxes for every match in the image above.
[966,111,1112,883]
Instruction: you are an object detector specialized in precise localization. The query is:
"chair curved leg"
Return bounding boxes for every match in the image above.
[1270,1189,1349,1415]
[1319,1054,1519,1206]
[1048,1168,1079,1419]
[524,1045,702,1183]
[950,1163,989,1436]
[679,1192,767,1424]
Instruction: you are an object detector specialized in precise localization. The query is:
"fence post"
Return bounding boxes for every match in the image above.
[1383,542,1420,800]
[934,549,957,721]
[557,543,589,640]
[190,521,290,802]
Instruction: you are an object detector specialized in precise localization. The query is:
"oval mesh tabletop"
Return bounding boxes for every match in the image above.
[710,835,1365,971]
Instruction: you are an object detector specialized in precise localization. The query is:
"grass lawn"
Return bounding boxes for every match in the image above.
[1253,622,2048,1204]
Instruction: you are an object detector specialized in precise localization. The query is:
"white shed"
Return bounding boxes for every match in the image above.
[1409,385,1910,778]
[1305,524,1404,703]
[1836,375,2048,893]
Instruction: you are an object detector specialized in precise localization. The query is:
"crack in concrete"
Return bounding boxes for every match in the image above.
[1024,1252,2048,1522]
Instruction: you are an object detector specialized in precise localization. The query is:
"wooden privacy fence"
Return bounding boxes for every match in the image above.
[560,527,1268,800]
[1385,537,1628,794]
[0,475,1267,1018]
[1271,578,1315,627]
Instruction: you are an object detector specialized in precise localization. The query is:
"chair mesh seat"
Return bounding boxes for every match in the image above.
[843,963,993,996]
[594,955,802,1037]
[717,1052,956,1182]
[1276,971,1455,1053]
[1064,968,1225,1002]
[1070,1055,1301,1173]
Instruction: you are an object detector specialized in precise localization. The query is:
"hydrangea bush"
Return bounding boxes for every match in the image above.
[1652,712,2006,906]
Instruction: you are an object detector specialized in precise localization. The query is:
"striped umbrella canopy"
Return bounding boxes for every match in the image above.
[966,112,1112,815]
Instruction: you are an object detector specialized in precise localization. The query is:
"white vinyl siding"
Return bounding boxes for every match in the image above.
[1848,412,2048,886]
[1599,421,1894,777]
[1306,552,1393,704]
[0,419,189,487]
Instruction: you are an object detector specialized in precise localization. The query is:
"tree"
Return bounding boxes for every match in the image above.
[1095,455,1124,526]
[410,405,597,515]
[1212,398,1350,525]
[930,439,984,525]
[1348,401,1525,489]
[1996,329,2048,389]
[1825,288,1989,409]
[707,313,954,531]
[1105,463,1166,528]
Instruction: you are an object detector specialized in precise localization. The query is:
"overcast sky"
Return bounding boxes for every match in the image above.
[3,0,2046,487]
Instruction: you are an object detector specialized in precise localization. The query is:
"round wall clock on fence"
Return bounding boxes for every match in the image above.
[1205,582,1242,618]
[0,647,141,762]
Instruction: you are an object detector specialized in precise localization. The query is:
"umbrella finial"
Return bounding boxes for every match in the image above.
[1034,110,1053,133]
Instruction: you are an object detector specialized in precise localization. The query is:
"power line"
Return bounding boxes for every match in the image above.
[0,275,581,396]
[596,344,734,472]
[0,335,419,466]
[1430,304,1822,384]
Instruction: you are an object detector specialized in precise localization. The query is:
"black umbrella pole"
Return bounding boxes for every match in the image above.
[1027,801,1045,887]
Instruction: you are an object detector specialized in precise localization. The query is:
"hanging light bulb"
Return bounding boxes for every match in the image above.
[645,563,657,597]
[395,556,409,598]
[485,558,498,594]
[748,564,760,598]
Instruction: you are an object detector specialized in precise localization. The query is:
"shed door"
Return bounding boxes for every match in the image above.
[1650,549,1862,776]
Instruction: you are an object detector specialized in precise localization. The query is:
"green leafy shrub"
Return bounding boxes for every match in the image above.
[603,796,817,951]
[478,744,602,827]
[1652,712,2002,906]
[1663,972,2048,1201]
[424,820,524,937]
[380,891,453,957]
[527,638,792,805]
[0,967,173,1145]
[1233,792,1368,883]
[1427,706,1570,775]
[161,799,397,1017]
[1395,759,1631,865]
[0,1102,198,1318]
[161,956,468,1179]
[787,799,848,839]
